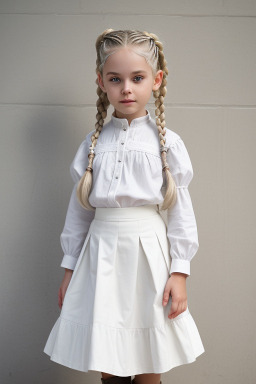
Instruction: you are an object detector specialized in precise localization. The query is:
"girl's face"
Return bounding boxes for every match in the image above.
[97,46,163,125]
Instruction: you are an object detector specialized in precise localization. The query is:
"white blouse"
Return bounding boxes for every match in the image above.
[60,110,199,276]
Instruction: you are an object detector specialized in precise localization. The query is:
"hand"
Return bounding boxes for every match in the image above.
[162,272,188,319]
[58,269,73,309]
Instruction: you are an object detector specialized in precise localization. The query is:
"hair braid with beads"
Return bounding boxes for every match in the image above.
[77,29,177,211]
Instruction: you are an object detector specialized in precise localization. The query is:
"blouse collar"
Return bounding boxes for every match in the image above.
[110,109,151,128]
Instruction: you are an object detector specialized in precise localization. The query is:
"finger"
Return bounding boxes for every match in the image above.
[170,301,186,319]
[176,301,183,317]
[169,300,178,318]
[162,290,170,306]
[182,301,187,313]
[169,304,180,319]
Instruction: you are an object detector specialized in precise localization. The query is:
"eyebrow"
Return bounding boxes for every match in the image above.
[106,70,147,76]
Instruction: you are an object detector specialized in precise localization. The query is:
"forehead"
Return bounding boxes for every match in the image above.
[102,46,152,75]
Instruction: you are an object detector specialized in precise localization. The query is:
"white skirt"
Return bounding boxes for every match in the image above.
[43,204,205,376]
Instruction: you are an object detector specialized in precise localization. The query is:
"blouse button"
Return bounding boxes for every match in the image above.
[121,142,124,145]
[118,160,121,162]
[116,176,118,179]
[123,128,126,131]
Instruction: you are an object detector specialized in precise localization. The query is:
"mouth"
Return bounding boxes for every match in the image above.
[120,99,135,103]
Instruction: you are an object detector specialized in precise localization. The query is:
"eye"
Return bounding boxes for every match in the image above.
[134,76,143,82]
[110,77,120,83]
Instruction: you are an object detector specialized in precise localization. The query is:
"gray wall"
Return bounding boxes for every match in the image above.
[1,1,256,383]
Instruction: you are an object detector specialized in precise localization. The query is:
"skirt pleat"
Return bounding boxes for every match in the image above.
[43,204,205,375]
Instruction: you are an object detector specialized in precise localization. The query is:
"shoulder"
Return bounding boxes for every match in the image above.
[164,127,182,148]
[164,127,194,184]
[85,129,96,144]
[69,129,96,183]
[75,129,96,152]
[149,118,182,147]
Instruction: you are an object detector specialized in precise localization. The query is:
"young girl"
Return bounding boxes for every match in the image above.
[43,29,205,384]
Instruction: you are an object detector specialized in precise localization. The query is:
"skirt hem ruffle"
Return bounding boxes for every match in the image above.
[45,352,205,376]
[43,310,205,376]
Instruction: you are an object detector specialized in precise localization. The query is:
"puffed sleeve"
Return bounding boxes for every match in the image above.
[60,133,95,270]
[166,137,199,277]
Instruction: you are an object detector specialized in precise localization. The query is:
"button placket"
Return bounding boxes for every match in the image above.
[115,124,127,178]
[108,123,128,205]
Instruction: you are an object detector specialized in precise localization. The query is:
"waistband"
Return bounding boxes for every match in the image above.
[94,204,160,221]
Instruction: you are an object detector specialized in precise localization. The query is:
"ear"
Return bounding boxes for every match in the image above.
[97,72,107,93]
[152,70,163,91]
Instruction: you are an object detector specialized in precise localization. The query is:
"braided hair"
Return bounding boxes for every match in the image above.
[77,29,177,211]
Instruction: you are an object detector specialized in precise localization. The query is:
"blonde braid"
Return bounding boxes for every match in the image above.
[76,29,113,210]
[146,32,177,211]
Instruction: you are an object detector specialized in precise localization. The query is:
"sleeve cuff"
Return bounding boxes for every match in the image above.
[60,254,78,270]
[169,259,190,276]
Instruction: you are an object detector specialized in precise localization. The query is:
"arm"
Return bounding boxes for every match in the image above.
[166,137,199,277]
[162,137,199,317]
[60,181,95,270]
[60,133,95,270]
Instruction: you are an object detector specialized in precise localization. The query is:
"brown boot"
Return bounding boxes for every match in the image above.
[101,376,132,384]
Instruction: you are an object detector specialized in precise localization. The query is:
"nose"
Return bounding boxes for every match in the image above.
[121,79,132,94]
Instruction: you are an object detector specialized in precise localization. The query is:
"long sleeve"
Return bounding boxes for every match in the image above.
[166,137,199,276]
[60,134,95,270]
